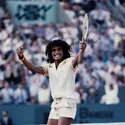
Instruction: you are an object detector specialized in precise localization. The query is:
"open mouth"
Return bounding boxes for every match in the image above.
[54,54,60,58]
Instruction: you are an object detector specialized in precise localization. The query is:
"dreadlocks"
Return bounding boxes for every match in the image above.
[45,39,72,63]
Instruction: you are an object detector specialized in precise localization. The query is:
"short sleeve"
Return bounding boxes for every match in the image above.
[66,57,76,71]
[41,62,49,76]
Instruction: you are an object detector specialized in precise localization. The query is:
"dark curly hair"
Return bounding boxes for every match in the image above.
[45,39,72,63]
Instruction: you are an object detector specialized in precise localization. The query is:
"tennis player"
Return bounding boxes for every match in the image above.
[16,39,86,125]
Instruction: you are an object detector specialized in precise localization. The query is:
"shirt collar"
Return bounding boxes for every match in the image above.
[49,59,66,68]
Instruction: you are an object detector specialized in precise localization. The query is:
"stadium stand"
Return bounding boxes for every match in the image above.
[0,0,125,105]
[0,0,125,124]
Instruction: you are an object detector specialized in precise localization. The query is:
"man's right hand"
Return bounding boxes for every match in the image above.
[16,46,46,75]
[16,46,24,60]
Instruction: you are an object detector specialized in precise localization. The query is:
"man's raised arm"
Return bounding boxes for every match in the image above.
[72,41,86,68]
[16,46,46,75]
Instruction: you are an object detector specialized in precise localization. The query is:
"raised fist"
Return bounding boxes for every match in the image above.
[79,41,87,51]
[16,46,24,60]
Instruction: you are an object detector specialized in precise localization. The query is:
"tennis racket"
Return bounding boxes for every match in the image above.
[82,13,89,41]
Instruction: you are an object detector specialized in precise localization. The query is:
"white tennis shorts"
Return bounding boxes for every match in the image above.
[49,98,76,119]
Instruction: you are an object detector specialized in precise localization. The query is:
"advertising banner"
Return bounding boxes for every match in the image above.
[6,0,57,25]
[75,104,125,123]
[0,104,125,124]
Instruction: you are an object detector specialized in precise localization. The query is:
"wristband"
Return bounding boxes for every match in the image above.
[19,54,24,59]
[21,56,25,62]
[80,48,85,51]
[19,55,25,61]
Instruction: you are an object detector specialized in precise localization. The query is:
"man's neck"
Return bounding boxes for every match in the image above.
[55,61,60,69]
[55,59,63,69]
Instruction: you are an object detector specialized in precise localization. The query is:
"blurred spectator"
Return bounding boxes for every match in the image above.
[14,84,28,104]
[28,73,45,98]
[0,110,13,125]
[0,80,4,104]
[38,83,50,104]
[87,88,98,104]
[113,51,125,65]
[4,51,22,85]
[118,39,125,56]
[87,76,100,89]
[79,88,88,104]
[74,84,81,104]
[0,81,14,104]
[92,54,104,70]
[30,96,38,104]
[100,83,120,104]
[45,24,56,41]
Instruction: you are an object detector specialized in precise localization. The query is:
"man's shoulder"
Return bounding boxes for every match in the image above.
[48,63,55,68]
[41,62,52,68]
[65,57,75,61]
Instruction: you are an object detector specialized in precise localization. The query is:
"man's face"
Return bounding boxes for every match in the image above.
[4,82,9,89]
[52,46,63,62]
[2,111,7,117]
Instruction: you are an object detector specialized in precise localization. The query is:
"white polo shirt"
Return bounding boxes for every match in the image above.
[42,57,76,99]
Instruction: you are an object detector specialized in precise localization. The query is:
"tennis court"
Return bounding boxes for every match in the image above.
[72,123,125,125]
[39,123,125,125]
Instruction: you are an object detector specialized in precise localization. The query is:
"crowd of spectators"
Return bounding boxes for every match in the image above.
[0,0,125,105]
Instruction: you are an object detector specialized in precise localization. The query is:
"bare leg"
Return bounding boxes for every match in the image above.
[58,117,72,125]
[47,119,58,125]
